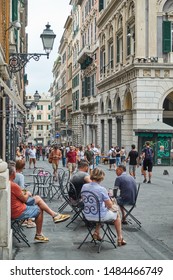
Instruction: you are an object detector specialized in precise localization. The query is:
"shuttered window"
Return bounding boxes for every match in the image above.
[12,0,18,21]
[99,0,104,12]
[117,36,120,63]
[163,21,171,53]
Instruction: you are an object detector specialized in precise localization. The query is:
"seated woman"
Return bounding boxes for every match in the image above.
[9,165,70,242]
[81,168,126,246]
[13,159,36,228]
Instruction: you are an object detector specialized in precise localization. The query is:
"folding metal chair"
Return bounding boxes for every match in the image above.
[78,190,117,253]
[65,182,84,229]
[58,170,70,212]
[11,219,30,247]
[121,183,141,227]
[49,168,65,202]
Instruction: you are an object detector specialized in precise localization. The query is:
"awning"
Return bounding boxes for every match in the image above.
[0,78,26,115]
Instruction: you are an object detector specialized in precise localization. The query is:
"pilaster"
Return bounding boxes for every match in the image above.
[135,0,146,58]
[0,159,12,260]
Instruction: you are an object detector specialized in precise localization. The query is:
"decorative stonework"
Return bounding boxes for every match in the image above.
[164,70,170,78]
[155,70,160,77]
[143,69,151,77]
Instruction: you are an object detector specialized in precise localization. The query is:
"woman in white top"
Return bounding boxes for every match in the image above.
[29,146,36,169]
[77,145,85,162]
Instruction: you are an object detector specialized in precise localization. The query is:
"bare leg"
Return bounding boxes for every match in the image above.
[114,213,123,241]
[119,206,126,221]
[148,171,152,181]
[35,210,43,235]
[34,195,57,217]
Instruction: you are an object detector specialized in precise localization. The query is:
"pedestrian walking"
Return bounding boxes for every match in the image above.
[49,144,62,181]
[66,146,77,177]
[28,146,36,169]
[126,144,139,178]
[108,146,116,170]
[84,144,94,174]
[142,141,154,183]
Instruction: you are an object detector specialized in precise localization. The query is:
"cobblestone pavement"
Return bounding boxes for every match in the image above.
[13,158,173,260]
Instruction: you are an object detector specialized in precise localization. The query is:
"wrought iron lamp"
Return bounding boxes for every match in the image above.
[9,23,56,73]
[25,90,41,111]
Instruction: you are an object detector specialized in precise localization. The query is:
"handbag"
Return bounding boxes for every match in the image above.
[48,156,52,163]
[110,198,119,212]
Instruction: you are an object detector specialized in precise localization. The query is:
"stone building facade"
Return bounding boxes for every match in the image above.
[96,0,173,153]
[51,0,173,154]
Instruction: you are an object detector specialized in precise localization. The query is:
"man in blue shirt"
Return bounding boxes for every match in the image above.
[114,165,137,224]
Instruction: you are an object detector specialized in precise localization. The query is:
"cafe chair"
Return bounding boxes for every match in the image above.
[78,190,117,253]
[121,183,141,227]
[58,170,70,212]
[49,168,65,202]
[65,181,84,229]
[11,219,30,247]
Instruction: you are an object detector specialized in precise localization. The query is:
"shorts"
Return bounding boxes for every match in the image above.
[86,210,117,222]
[129,165,136,174]
[16,197,40,220]
[116,196,133,206]
[89,164,94,170]
[52,162,58,171]
[143,159,153,172]
[101,210,117,221]
[109,158,115,164]
[68,162,76,172]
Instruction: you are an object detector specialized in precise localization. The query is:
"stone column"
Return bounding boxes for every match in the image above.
[0,159,12,260]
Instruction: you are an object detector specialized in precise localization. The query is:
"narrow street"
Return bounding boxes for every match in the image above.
[12,159,173,260]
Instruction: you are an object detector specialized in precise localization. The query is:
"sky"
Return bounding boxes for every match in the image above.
[25,0,72,95]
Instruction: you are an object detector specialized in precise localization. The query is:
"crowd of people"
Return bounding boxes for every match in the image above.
[10,140,154,246]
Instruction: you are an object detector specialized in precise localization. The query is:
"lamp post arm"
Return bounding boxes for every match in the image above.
[9,53,49,73]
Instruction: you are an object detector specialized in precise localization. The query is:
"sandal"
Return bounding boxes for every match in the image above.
[118,238,127,246]
[92,232,102,241]
[34,234,49,243]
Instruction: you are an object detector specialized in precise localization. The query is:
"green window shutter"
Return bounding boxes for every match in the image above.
[163,21,171,53]
[99,0,104,12]
[12,0,18,21]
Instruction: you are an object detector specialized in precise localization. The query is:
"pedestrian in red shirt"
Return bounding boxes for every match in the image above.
[66,146,77,177]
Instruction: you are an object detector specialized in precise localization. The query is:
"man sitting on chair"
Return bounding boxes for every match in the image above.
[70,160,91,201]
[114,165,137,224]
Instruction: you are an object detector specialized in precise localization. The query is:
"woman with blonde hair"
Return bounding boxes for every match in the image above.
[13,159,36,228]
[81,167,126,246]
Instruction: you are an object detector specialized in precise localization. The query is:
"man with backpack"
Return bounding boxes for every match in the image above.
[142,141,154,183]
[108,146,116,170]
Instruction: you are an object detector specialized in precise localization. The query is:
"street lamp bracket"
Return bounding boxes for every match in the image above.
[9,23,56,73]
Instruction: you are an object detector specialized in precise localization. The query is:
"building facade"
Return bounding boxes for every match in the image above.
[0,0,27,161]
[25,93,51,147]
[51,0,173,156]
[96,0,173,153]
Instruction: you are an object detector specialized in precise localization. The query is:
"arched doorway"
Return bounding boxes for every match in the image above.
[163,92,173,127]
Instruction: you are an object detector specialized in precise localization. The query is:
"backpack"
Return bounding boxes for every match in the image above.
[145,147,152,159]
[112,150,116,157]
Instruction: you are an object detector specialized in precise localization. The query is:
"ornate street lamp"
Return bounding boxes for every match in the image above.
[9,23,56,73]
[25,90,41,111]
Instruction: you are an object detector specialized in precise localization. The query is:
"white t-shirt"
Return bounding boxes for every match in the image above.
[29,148,36,158]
